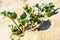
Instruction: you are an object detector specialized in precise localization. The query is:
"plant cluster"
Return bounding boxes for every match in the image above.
[0,2,55,40]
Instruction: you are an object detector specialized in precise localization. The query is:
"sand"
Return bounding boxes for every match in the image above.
[0,0,60,40]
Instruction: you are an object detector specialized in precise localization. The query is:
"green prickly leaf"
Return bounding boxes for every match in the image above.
[20,12,27,19]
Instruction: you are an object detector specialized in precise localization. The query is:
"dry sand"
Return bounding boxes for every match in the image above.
[0,0,60,40]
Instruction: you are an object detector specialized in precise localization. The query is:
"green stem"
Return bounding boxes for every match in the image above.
[31,25,33,31]
[11,19,20,30]
[11,19,23,33]
[22,26,24,33]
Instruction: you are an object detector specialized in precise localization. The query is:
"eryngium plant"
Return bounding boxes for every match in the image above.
[0,2,55,40]
[35,3,55,17]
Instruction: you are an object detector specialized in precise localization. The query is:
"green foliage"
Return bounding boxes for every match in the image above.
[37,13,44,18]
[0,2,55,36]
[0,11,17,19]
[20,12,27,19]
[23,5,34,14]
[9,25,20,35]
[42,3,54,17]
[49,3,54,9]
[0,11,6,17]
[35,3,55,17]
[35,3,40,8]
[44,12,51,17]
[20,19,29,26]
[7,12,17,19]
[43,3,54,12]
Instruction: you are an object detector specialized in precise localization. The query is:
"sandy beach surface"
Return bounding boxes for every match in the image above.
[0,0,60,40]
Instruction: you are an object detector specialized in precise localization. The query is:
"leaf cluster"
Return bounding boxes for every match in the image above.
[0,2,55,35]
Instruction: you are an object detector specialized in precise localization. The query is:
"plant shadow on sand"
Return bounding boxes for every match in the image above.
[37,20,51,31]
[26,20,51,31]
[25,7,60,31]
[51,8,59,16]
[33,8,60,31]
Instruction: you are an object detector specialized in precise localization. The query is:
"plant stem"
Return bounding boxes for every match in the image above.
[31,25,33,31]
[22,26,25,33]
[11,19,20,30]
[11,19,23,32]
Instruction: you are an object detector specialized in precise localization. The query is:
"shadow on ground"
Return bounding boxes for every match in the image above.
[25,7,60,31]
[36,7,60,31]
[51,7,60,16]
[36,20,51,31]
